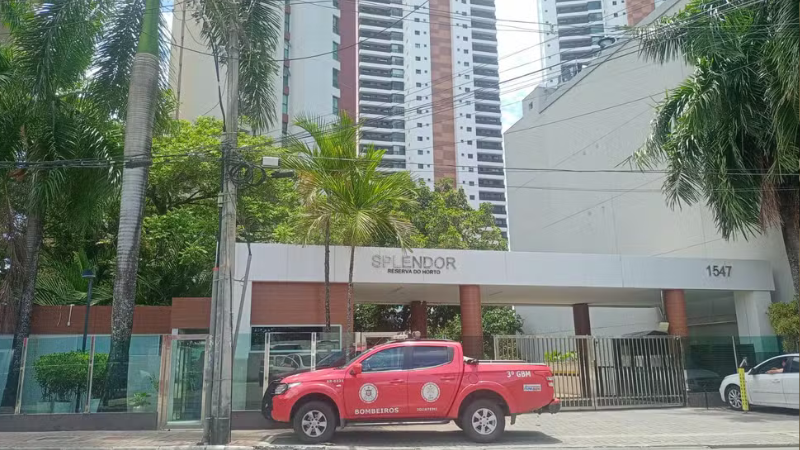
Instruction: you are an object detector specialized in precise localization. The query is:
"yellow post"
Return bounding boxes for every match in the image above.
[737,367,749,412]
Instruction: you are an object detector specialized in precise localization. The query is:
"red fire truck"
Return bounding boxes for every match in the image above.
[262,339,560,443]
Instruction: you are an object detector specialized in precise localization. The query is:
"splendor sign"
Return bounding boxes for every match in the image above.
[371,255,456,275]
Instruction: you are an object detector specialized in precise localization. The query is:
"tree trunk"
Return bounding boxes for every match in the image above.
[345,245,356,357]
[1,206,43,409]
[778,187,799,296]
[324,219,331,332]
[104,3,161,410]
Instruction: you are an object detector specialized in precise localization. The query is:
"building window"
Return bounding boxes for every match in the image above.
[332,42,339,60]
[416,82,422,87]
[468,181,474,186]
[333,0,338,6]
[333,16,339,34]
[418,150,423,155]
[282,122,288,135]
[416,95,422,100]
[332,96,339,114]
[415,43,420,48]
[469,195,475,200]
[282,94,289,114]
[418,164,424,169]
[465,88,470,92]
[417,123,422,127]
[332,68,339,88]
[284,13,290,31]
[415,56,421,61]
[284,40,289,59]
[417,137,423,141]
[463,36,468,41]
[415,30,420,35]
[416,69,421,74]
[466,113,471,118]
[468,153,473,159]
[463,49,469,54]
[466,127,472,131]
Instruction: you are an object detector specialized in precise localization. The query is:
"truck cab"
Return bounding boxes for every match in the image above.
[263,339,560,443]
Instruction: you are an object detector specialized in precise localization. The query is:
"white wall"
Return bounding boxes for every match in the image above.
[517,305,661,336]
[504,0,794,307]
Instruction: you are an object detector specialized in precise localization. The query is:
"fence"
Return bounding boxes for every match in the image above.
[494,335,686,410]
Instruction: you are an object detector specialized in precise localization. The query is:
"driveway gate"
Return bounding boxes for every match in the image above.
[493,335,686,410]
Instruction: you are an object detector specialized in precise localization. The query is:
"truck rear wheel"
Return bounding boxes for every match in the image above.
[461,399,505,443]
[292,401,337,444]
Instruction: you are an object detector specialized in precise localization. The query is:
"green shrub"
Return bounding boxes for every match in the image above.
[768,298,799,352]
[544,350,576,362]
[33,351,108,402]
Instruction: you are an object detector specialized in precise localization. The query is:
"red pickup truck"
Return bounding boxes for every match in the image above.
[262,339,560,443]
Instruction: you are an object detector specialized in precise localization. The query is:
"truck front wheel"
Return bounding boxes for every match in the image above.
[292,401,337,444]
[461,399,506,443]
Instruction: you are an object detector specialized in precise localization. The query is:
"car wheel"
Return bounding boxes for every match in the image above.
[725,385,743,411]
[293,401,337,444]
[461,399,506,443]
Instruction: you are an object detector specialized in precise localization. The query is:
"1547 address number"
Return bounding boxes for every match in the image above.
[706,265,732,277]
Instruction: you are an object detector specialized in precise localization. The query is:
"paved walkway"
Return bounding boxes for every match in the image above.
[0,408,796,449]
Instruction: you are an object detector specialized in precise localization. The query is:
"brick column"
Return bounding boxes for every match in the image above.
[410,301,428,338]
[572,303,591,335]
[663,289,688,337]
[459,285,483,359]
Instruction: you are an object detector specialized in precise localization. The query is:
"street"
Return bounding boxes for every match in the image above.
[0,408,796,450]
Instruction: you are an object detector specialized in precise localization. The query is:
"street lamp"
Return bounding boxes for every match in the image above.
[81,269,96,353]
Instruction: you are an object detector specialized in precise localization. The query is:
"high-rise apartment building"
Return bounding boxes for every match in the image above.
[537,0,661,86]
[171,0,508,236]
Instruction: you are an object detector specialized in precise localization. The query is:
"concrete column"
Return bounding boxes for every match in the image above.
[734,291,779,356]
[410,301,428,338]
[572,303,591,335]
[663,289,688,337]
[459,285,483,359]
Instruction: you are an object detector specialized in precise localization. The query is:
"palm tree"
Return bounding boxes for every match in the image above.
[629,0,799,293]
[320,145,416,350]
[282,114,361,331]
[91,0,282,405]
[0,0,119,408]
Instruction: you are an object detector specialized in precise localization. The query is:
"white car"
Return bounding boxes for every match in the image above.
[719,353,799,410]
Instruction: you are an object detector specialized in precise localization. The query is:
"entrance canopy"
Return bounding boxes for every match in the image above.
[234,244,774,308]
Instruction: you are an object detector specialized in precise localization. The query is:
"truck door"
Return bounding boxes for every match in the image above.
[344,346,409,419]
[406,345,460,418]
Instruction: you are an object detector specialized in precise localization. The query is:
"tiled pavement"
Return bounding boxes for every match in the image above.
[0,408,797,449]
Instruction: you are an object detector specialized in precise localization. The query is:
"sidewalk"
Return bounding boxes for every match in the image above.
[0,408,796,450]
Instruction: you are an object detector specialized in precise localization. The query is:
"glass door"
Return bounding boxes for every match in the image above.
[159,335,207,429]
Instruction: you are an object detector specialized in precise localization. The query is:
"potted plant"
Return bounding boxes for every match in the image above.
[129,392,151,412]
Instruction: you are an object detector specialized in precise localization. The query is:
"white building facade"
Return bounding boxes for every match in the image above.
[504,0,793,337]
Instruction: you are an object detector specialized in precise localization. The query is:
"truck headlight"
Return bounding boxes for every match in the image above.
[274,382,301,395]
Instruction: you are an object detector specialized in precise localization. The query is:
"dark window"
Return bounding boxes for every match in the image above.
[362,347,404,372]
[333,16,339,34]
[411,346,454,369]
[787,357,800,374]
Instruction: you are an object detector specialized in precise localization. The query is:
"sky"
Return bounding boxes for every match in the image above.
[495,0,543,131]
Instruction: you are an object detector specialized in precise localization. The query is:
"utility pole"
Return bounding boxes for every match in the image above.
[203,10,239,445]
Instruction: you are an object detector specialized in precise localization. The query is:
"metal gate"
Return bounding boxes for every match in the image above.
[494,335,686,410]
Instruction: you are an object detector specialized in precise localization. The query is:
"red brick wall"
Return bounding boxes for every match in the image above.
[663,289,688,337]
[459,285,482,358]
[30,305,171,335]
[627,0,655,25]
[250,282,350,327]
[429,0,457,182]
[171,297,211,330]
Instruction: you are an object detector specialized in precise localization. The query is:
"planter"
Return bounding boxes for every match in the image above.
[52,401,72,413]
[131,405,146,413]
[90,399,101,413]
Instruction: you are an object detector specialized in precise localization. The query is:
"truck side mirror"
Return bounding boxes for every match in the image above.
[350,363,362,376]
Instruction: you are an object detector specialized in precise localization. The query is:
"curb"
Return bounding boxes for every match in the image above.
[0,446,256,450]
[257,445,800,450]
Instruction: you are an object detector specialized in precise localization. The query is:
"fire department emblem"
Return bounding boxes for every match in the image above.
[421,382,440,403]
[359,383,378,403]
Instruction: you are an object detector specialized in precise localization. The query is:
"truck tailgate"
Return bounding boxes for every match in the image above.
[467,362,555,414]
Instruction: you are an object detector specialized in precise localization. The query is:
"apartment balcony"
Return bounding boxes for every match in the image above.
[475,115,501,126]
[472,55,499,67]
[478,191,506,202]
[379,160,407,169]
[474,67,499,77]
[360,0,402,5]
[362,144,406,156]
[474,79,499,89]
[360,42,402,54]
[474,91,500,102]
[359,29,403,41]
[475,102,501,114]
[491,204,507,215]
[471,19,497,31]
[478,165,504,176]
[478,178,505,189]
[360,92,403,104]
[494,217,507,228]
[360,105,404,116]
[471,8,495,19]
[472,43,498,54]
[477,153,504,164]
[476,140,503,151]
[471,31,497,43]
[557,12,603,26]
[360,17,402,30]
[362,118,405,130]
[359,5,394,17]
[360,54,404,66]
[360,79,404,92]
[362,131,405,143]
